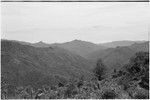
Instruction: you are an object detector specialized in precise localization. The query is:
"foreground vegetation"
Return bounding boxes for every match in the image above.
[1,52,149,99]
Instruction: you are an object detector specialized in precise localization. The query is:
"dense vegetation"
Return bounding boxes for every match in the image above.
[1,40,149,99]
[1,50,149,99]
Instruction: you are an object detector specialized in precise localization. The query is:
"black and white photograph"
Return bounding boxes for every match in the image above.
[1,0,149,99]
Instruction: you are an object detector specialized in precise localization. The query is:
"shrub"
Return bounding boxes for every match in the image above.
[101,90,117,99]
[133,92,149,99]
[64,83,77,98]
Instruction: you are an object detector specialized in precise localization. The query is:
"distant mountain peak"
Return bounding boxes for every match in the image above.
[32,41,50,47]
[51,39,107,58]
[73,39,80,41]
[37,41,45,44]
[70,39,96,44]
[71,39,83,43]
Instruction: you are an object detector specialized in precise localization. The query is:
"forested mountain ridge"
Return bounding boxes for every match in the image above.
[1,39,149,99]
[1,40,94,87]
[9,39,146,59]
[86,41,149,72]
[51,40,107,58]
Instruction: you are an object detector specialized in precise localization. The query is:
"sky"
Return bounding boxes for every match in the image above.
[1,2,149,43]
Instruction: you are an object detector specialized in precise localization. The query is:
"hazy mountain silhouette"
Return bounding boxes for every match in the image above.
[18,40,51,48]
[30,40,146,58]
[87,42,149,72]
[16,40,146,59]
[100,40,146,48]
[51,39,107,58]
[5,39,107,58]
[1,40,94,86]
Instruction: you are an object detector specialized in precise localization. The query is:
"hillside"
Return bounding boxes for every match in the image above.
[87,42,149,72]
[1,40,94,87]
[130,42,149,52]
[51,39,106,58]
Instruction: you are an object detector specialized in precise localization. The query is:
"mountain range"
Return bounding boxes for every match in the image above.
[51,40,107,58]
[1,39,149,87]
[1,40,94,87]
[86,42,149,72]
[15,39,147,58]
[99,40,146,48]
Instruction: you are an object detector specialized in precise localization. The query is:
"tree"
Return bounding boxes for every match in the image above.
[120,52,149,90]
[93,59,107,81]
[127,52,149,76]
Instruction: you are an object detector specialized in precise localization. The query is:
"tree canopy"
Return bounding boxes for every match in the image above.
[93,59,107,81]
